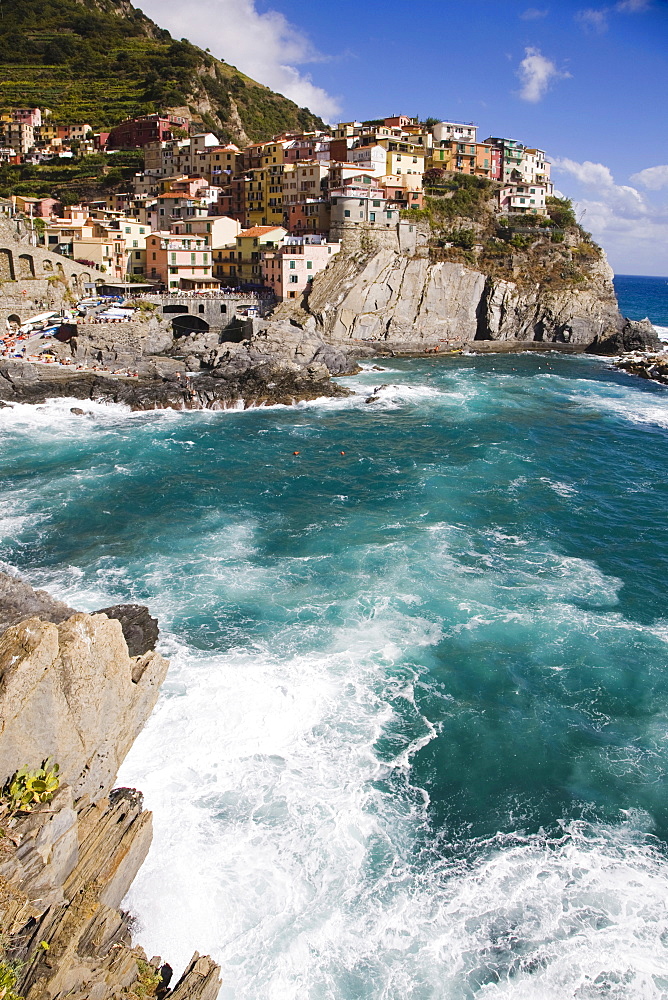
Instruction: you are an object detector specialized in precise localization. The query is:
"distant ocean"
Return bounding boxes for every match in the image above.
[2,277,668,997]
[614,273,668,340]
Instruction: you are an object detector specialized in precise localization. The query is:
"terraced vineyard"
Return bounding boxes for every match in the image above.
[0,0,325,141]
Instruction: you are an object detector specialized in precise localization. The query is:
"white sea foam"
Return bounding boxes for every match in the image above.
[116,622,668,999]
[118,610,440,998]
[653,324,668,342]
[568,381,668,430]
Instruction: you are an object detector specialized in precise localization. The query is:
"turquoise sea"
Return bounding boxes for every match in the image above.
[1,277,668,998]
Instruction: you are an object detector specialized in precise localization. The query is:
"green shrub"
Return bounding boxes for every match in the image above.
[447,228,476,249]
[1,759,60,816]
[129,960,162,998]
[0,960,22,1000]
[546,196,578,229]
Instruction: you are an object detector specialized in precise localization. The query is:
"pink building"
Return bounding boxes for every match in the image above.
[262,237,341,300]
[13,108,42,127]
[490,146,502,181]
[146,231,217,290]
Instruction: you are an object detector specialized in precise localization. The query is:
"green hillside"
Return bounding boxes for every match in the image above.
[0,0,326,143]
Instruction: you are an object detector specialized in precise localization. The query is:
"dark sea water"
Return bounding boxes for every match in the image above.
[2,283,668,998]
[614,273,668,334]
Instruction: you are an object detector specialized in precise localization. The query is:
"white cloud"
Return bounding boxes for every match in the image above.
[516,47,571,102]
[615,0,650,11]
[137,0,341,121]
[576,7,610,31]
[576,0,651,32]
[553,157,668,274]
[520,7,550,19]
[630,165,668,190]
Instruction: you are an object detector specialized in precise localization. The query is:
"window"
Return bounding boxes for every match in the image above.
[203,253,208,264]
[370,212,376,222]
[125,227,131,234]
[135,251,141,259]
[170,253,176,264]
[191,253,196,264]
[289,260,296,269]
[290,274,299,283]
[344,210,351,218]
[152,252,156,261]
[132,240,138,248]
[386,211,393,218]
[306,260,312,269]
[373,200,381,207]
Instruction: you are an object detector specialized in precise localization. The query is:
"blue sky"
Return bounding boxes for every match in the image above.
[140,0,668,274]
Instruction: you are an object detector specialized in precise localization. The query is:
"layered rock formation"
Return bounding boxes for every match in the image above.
[295,224,660,355]
[0,571,221,999]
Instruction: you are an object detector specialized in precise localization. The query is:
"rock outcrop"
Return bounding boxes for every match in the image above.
[611,349,668,385]
[0,572,76,634]
[299,230,660,354]
[0,575,222,999]
[0,356,352,411]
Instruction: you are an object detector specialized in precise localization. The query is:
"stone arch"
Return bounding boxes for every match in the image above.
[43,259,54,272]
[0,249,14,281]
[172,315,209,337]
[7,314,21,330]
[56,262,64,275]
[18,254,35,278]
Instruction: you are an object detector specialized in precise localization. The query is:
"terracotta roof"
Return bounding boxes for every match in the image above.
[238,226,287,237]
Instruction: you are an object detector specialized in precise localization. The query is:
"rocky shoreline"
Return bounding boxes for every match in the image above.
[0,356,352,411]
[0,570,222,1000]
[611,349,668,385]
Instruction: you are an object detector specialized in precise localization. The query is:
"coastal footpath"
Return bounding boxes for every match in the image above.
[0,571,222,999]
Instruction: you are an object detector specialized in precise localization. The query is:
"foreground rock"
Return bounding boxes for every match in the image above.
[0,357,351,410]
[0,573,222,999]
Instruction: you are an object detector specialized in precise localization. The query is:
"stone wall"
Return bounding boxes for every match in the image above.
[0,219,95,328]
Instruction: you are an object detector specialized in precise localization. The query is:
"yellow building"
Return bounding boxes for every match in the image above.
[213,225,287,286]
[428,141,476,174]
[244,163,286,229]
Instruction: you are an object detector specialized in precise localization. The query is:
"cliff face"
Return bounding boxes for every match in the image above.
[0,573,221,999]
[300,224,656,354]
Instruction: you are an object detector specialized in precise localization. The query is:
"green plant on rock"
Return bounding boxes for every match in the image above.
[0,960,22,1000]
[127,960,162,998]
[1,759,60,817]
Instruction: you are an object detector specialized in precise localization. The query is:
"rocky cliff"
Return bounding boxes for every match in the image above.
[289,222,659,356]
[0,571,222,999]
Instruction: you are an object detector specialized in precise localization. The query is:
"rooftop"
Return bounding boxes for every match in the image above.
[238,226,287,237]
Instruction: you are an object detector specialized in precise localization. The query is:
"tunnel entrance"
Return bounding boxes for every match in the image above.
[172,315,210,338]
